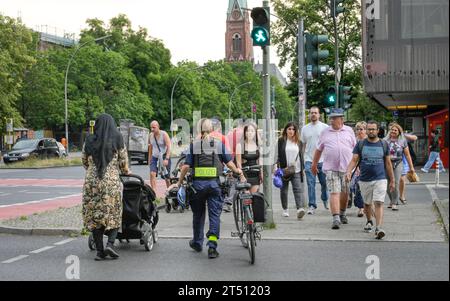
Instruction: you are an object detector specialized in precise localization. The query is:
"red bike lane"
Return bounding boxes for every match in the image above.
[0,179,167,220]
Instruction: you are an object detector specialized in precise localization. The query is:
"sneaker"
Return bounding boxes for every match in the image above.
[439,169,446,173]
[421,168,429,173]
[222,204,232,213]
[307,206,315,215]
[104,244,119,259]
[94,251,107,261]
[282,209,289,217]
[357,209,365,217]
[392,204,399,211]
[208,248,219,259]
[297,208,306,219]
[340,215,348,224]
[387,204,392,209]
[364,220,374,232]
[331,219,341,229]
[189,240,203,252]
[323,202,329,210]
[375,228,385,240]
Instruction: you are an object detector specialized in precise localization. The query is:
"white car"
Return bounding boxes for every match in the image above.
[56,142,67,158]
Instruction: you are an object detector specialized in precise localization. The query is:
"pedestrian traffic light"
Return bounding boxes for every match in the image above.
[251,7,270,47]
[330,0,345,18]
[305,33,329,80]
[325,86,337,106]
[339,85,353,104]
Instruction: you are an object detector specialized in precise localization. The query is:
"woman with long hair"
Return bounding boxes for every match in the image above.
[383,122,415,211]
[349,121,367,217]
[276,122,305,219]
[236,122,263,193]
[82,113,131,261]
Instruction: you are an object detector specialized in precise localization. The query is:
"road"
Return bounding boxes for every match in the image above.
[0,234,448,281]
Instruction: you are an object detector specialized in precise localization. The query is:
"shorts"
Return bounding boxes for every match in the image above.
[325,171,349,194]
[359,179,387,205]
[401,156,410,175]
[150,155,171,179]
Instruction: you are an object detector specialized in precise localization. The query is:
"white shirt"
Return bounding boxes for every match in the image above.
[300,121,328,163]
[285,140,301,173]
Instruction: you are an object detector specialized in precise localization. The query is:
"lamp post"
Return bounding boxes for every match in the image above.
[64,35,111,154]
[228,81,252,120]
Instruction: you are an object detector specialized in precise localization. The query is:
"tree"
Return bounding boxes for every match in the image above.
[0,14,36,131]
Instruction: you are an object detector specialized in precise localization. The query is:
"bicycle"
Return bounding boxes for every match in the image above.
[230,165,262,264]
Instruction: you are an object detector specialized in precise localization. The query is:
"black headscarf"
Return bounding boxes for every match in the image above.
[84,113,124,179]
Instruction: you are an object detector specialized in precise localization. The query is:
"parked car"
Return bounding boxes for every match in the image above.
[2,138,60,164]
[56,142,67,158]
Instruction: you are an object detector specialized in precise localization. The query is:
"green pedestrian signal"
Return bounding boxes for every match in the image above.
[251,27,269,46]
[251,7,270,47]
[325,86,337,105]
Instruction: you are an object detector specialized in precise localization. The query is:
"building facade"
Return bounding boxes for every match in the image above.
[361,0,449,164]
[225,0,254,62]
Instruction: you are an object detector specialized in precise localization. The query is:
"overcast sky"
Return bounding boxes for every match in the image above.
[1,0,289,78]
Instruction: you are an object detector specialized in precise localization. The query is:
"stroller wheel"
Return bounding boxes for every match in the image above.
[144,231,154,251]
[88,233,96,251]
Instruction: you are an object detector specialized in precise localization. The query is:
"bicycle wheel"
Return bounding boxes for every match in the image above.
[233,196,248,248]
[245,208,256,264]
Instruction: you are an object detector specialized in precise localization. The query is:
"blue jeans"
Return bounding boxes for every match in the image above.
[190,180,223,249]
[423,151,445,172]
[304,161,328,209]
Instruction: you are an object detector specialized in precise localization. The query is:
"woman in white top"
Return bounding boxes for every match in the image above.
[276,122,305,219]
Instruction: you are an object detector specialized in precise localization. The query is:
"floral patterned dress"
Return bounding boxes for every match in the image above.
[82,147,129,231]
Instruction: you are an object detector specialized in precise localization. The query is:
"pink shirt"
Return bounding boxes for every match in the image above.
[316,125,356,172]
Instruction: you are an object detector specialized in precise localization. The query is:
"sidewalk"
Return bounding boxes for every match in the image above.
[1,178,447,242]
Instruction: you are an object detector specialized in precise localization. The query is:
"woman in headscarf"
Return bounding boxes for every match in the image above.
[82,113,131,261]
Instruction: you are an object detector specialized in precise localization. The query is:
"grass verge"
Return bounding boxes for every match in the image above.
[0,157,82,168]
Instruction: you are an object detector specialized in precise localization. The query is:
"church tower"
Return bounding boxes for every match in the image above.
[225,0,253,62]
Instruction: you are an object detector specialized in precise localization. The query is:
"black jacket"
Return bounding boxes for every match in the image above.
[277,138,304,181]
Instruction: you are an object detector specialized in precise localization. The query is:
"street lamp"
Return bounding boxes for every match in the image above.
[228,82,252,120]
[170,65,207,138]
[64,35,111,154]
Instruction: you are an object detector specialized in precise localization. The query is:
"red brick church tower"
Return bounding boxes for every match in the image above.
[225,0,254,62]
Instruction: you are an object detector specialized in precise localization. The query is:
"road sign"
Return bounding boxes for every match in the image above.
[6,118,13,132]
[89,120,95,127]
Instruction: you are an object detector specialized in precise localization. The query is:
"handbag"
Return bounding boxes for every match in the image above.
[406,171,420,183]
[282,153,299,181]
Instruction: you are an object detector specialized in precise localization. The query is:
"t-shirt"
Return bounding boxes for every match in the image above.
[384,136,408,161]
[300,121,328,163]
[285,140,301,173]
[353,139,389,182]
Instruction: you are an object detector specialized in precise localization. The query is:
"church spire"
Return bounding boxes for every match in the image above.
[227,0,248,16]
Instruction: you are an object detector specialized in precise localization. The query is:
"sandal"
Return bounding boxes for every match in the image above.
[399,198,407,204]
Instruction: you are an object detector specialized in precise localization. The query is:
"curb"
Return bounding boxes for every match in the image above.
[433,199,449,239]
[0,205,167,236]
[0,225,80,236]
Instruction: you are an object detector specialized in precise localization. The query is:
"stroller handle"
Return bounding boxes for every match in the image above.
[120,174,145,186]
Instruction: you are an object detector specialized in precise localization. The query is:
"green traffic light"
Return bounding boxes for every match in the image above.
[328,95,336,104]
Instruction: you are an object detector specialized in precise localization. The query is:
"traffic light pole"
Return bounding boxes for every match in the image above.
[333,13,340,108]
[297,19,306,130]
[262,0,273,227]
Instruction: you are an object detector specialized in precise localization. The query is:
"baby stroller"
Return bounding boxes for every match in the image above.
[88,174,159,252]
[165,177,190,213]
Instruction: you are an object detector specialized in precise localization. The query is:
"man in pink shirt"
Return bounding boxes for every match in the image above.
[312,108,356,229]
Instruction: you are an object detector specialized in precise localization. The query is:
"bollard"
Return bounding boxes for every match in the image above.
[435,158,440,187]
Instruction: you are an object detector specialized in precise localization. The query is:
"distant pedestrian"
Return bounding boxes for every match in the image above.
[399,132,418,204]
[384,122,415,211]
[82,113,131,261]
[275,122,306,219]
[421,129,446,173]
[300,106,329,215]
[346,121,395,239]
[312,108,356,229]
[349,121,367,217]
[148,121,172,190]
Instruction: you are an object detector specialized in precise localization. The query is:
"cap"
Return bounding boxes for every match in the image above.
[328,108,345,117]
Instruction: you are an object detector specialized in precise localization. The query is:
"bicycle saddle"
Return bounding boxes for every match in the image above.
[235,183,251,190]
